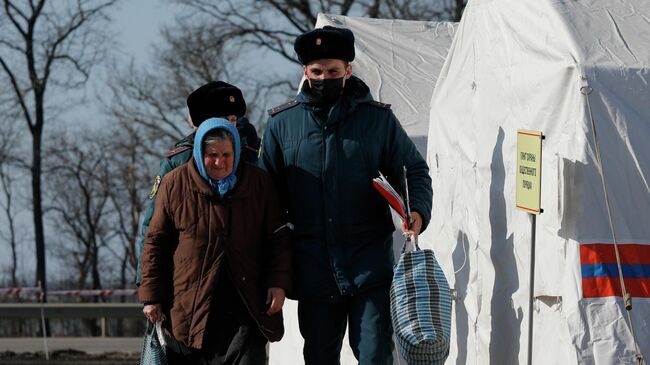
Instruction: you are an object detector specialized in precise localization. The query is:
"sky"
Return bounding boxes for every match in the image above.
[111,1,177,65]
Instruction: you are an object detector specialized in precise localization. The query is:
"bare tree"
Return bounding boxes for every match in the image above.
[368,0,466,21]
[103,121,153,289]
[0,162,18,287]
[0,117,24,287]
[0,0,119,294]
[0,168,19,287]
[46,132,113,292]
[106,62,188,150]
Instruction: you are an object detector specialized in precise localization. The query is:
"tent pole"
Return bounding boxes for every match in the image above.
[527,213,536,365]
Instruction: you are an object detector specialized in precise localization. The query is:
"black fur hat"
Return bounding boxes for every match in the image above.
[294,26,355,65]
[186,81,246,126]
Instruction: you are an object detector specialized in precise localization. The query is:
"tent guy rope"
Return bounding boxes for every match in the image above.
[580,75,644,365]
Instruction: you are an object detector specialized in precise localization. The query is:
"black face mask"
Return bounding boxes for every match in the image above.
[306,77,345,106]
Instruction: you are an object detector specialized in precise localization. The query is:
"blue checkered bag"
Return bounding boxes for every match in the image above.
[390,240,452,365]
[140,320,168,365]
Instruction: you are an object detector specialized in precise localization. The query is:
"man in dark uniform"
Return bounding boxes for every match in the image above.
[258,26,433,365]
[135,81,259,286]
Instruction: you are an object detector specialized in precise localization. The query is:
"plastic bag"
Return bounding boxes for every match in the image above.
[140,320,168,365]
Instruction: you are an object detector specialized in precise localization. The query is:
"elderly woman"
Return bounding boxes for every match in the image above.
[139,118,292,365]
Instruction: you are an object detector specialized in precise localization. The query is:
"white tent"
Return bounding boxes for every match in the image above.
[424,0,650,364]
[269,14,456,365]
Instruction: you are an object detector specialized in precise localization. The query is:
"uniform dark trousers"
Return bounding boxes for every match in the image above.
[298,285,394,365]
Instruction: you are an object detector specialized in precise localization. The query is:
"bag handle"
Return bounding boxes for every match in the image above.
[401,232,420,253]
[146,320,167,347]
[400,165,421,254]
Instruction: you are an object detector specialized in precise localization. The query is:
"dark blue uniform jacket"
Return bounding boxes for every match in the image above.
[259,76,432,301]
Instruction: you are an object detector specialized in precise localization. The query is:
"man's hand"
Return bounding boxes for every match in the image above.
[143,303,163,323]
[401,211,423,238]
[266,287,286,316]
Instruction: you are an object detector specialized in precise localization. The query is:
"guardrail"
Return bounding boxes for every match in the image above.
[0,303,143,337]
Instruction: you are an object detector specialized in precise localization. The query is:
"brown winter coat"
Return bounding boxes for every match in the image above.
[139,160,292,349]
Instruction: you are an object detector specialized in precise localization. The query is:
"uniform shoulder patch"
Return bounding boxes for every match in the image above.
[267,99,299,116]
[366,101,391,109]
[148,175,162,200]
[164,145,192,158]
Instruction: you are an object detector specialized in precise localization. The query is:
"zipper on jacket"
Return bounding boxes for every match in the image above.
[320,118,345,296]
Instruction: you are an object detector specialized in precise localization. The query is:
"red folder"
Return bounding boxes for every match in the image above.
[372,171,408,223]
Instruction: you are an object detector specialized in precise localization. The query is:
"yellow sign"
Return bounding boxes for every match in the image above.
[516,130,543,214]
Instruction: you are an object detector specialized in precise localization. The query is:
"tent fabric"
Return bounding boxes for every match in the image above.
[424,0,650,363]
[268,14,456,365]
[336,16,457,156]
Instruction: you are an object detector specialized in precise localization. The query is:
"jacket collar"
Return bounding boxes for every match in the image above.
[175,131,196,148]
[297,76,374,127]
[297,75,373,109]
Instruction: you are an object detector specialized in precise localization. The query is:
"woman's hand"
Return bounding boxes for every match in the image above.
[143,303,163,323]
[266,287,286,316]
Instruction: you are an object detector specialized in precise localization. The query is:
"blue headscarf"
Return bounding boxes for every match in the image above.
[193,118,241,197]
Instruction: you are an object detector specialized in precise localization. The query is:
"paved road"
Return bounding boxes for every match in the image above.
[0,337,142,354]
